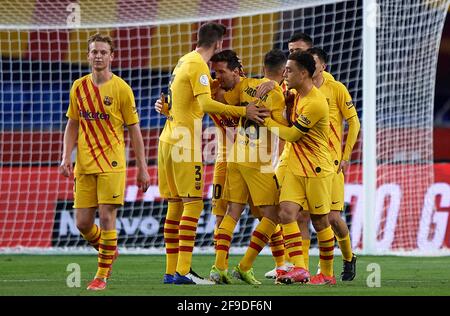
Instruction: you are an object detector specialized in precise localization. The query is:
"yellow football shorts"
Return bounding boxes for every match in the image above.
[331,171,345,211]
[279,169,332,215]
[158,140,203,199]
[73,172,126,208]
[212,161,228,216]
[224,162,279,207]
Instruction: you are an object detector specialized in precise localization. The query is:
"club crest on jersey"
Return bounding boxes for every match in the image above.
[199,74,209,86]
[103,96,113,106]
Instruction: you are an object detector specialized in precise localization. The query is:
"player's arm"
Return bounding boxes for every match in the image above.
[154,93,169,117]
[59,118,78,177]
[265,99,323,142]
[197,93,269,124]
[337,82,361,173]
[59,84,79,177]
[128,123,150,193]
[122,85,150,192]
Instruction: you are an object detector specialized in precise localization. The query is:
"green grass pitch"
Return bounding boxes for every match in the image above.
[1,254,449,296]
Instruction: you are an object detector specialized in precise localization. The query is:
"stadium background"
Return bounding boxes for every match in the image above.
[0,1,449,251]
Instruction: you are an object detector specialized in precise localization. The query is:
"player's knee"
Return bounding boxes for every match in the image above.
[76,219,93,234]
[278,207,297,224]
[328,211,342,228]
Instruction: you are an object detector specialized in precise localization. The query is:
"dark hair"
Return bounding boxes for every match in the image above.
[264,49,287,73]
[210,49,243,71]
[307,47,328,64]
[197,22,227,48]
[87,33,114,53]
[288,51,316,77]
[288,32,313,48]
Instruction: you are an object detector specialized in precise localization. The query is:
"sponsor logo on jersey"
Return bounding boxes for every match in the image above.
[79,110,110,120]
[298,114,311,126]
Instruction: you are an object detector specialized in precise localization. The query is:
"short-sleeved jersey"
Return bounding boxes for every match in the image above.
[289,86,333,177]
[323,71,335,81]
[66,74,139,175]
[159,50,212,149]
[319,77,358,171]
[224,77,287,170]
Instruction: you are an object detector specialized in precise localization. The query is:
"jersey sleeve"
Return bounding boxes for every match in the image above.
[265,88,288,126]
[293,99,326,133]
[188,61,212,97]
[223,80,242,105]
[336,82,357,120]
[66,81,80,120]
[120,83,140,125]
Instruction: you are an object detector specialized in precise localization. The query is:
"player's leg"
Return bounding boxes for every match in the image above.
[234,166,280,285]
[210,162,247,284]
[172,146,213,284]
[308,174,336,285]
[74,174,99,250]
[211,161,228,258]
[297,210,311,270]
[158,141,183,284]
[329,172,356,281]
[275,172,310,284]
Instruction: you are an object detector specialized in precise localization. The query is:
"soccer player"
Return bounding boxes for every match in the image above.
[307,47,360,280]
[156,22,269,285]
[59,33,150,291]
[209,49,288,285]
[263,51,336,285]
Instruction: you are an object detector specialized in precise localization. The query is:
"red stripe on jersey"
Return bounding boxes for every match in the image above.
[300,137,320,161]
[329,139,339,155]
[294,143,317,176]
[290,144,308,176]
[81,80,113,168]
[209,113,223,129]
[78,120,104,172]
[91,80,121,145]
[329,122,341,143]
[76,85,112,169]
[292,143,316,176]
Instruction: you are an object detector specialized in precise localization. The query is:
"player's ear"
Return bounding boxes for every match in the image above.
[110,52,114,62]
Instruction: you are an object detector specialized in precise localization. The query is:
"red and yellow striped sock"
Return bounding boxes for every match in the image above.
[282,222,306,269]
[177,200,203,276]
[164,201,183,275]
[213,226,219,253]
[302,239,310,270]
[239,217,276,272]
[269,225,285,267]
[80,224,101,250]
[95,229,117,279]
[337,232,353,262]
[317,226,335,277]
[215,214,236,270]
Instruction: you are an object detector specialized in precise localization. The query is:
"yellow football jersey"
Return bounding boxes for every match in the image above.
[159,50,212,149]
[66,74,139,174]
[319,77,358,171]
[224,77,287,170]
[289,86,333,177]
[323,71,335,81]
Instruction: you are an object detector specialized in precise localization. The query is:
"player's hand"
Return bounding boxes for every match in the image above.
[137,167,150,193]
[256,81,276,99]
[155,93,169,116]
[246,101,270,124]
[338,159,349,175]
[59,158,73,177]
